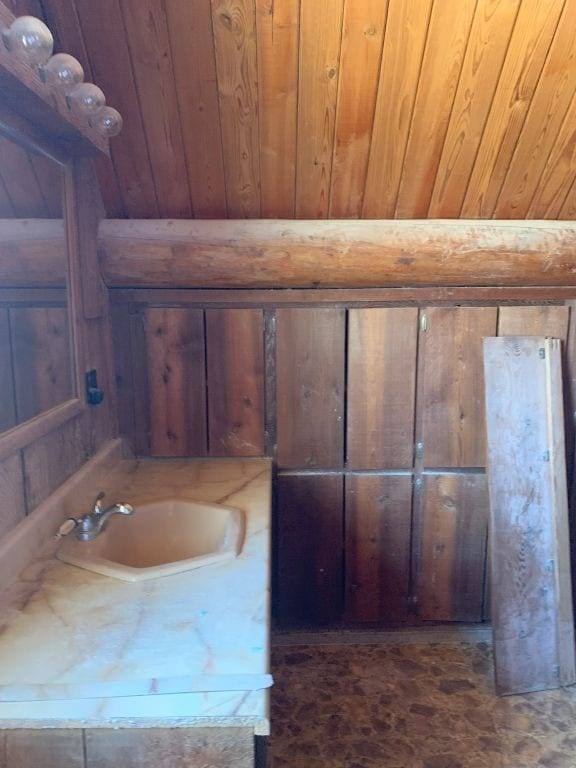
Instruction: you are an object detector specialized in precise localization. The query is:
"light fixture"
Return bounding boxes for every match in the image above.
[42,53,84,92]
[67,83,106,115]
[92,106,123,138]
[2,16,53,66]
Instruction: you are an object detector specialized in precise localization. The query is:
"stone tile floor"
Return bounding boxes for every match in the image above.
[269,641,576,768]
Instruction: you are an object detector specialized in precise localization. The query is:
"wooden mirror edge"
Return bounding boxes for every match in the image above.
[0,399,84,463]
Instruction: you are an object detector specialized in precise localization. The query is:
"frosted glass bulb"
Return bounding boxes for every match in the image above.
[4,16,54,66]
[92,106,123,138]
[68,83,105,115]
[42,53,84,93]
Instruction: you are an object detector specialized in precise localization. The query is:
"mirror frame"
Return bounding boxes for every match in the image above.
[0,0,110,462]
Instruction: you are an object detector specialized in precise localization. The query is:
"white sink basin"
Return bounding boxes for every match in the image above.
[57,499,246,582]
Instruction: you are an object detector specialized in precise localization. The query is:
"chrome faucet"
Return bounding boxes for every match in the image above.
[74,492,135,541]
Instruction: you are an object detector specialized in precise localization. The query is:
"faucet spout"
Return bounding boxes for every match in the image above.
[75,499,135,542]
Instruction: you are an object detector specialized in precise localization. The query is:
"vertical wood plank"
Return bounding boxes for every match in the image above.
[347,308,418,469]
[345,473,412,623]
[0,453,26,538]
[428,0,521,217]
[421,307,498,468]
[277,473,344,625]
[494,0,576,218]
[419,473,489,622]
[5,730,85,768]
[484,336,575,694]
[395,0,477,218]
[110,303,136,451]
[498,305,570,340]
[74,0,159,217]
[86,728,253,768]
[0,307,16,433]
[329,0,388,217]
[120,0,193,218]
[10,307,73,424]
[276,308,345,469]
[295,0,345,218]
[0,139,48,218]
[146,308,207,457]
[461,1,565,218]
[166,0,228,218]
[362,0,433,217]
[212,0,261,218]
[129,307,152,456]
[206,309,265,456]
[256,0,299,218]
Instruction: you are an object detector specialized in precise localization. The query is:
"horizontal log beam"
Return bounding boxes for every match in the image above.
[98,219,576,289]
[0,219,66,287]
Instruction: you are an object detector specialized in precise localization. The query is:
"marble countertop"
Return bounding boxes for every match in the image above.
[0,457,272,733]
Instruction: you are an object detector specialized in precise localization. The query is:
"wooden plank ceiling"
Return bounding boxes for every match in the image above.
[5,0,576,219]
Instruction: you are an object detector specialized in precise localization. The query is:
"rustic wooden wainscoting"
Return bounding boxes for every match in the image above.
[109,291,576,628]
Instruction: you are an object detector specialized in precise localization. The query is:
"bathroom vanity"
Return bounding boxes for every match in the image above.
[0,456,272,767]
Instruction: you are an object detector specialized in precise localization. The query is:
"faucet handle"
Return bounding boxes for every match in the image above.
[93,491,105,514]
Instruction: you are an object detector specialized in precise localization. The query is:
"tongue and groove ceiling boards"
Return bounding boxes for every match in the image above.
[4,0,576,220]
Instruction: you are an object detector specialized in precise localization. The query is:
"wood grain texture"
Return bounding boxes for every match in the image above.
[74,0,159,217]
[419,473,489,622]
[347,308,418,469]
[98,219,576,289]
[256,0,298,218]
[395,0,476,218]
[494,0,576,218]
[484,336,575,694]
[362,0,433,217]
[165,0,227,218]
[295,0,345,218]
[276,308,345,469]
[428,0,521,217]
[85,728,253,768]
[277,473,344,625]
[120,0,192,219]
[146,308,207,457]
[10,306,73,424]
[462,0,565,218]
[206,308,265,456]
[212,0,261,217]
[421,307,498,468]
[0,453,26,538]
[4,730,84,768]
[0,138,48,218]
[345,473,412,623]
[498,305,570,339]
[0,307,16,433]
[329,0,388,217]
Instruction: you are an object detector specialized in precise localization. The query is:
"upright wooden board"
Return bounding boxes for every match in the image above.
[421,307,497,468]
[0,307,16,433]
[0,453,26,538]
[484,336,575,694]
[212,0,261,218]
[145,308,207,457]
[10,307,72,424]
[206,309,265,456]
[276,309,345,468]
[4,730,84,768]
[419,473,488,622]
[256,0,298,218]
[277,473,344,625]
[347,308,418,469]
[345,473,412,623]
[85,728,253,768]
[498,305,570,341]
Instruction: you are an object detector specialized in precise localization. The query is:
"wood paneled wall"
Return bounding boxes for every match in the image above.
[31,0,576,221]
[111,294,576,627]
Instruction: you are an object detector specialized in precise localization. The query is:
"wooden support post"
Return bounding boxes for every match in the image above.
[484,337,575,695]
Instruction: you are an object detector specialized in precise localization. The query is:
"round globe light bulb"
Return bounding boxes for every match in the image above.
[92,106,123,138]
[4,16,54,66]
[42,53,84,93]
[68,83,106,115]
